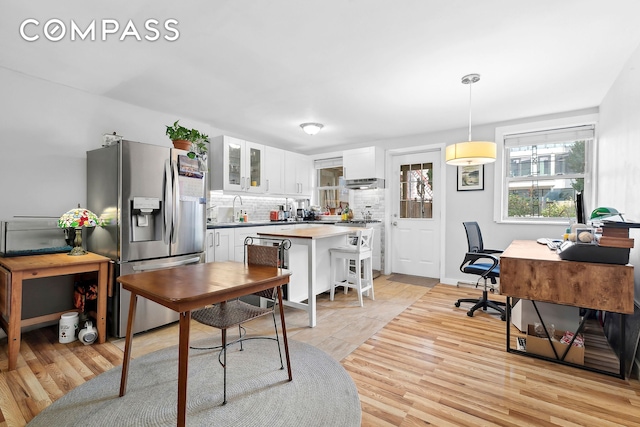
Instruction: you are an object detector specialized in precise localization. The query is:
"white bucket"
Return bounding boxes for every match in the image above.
[59,312,79,343]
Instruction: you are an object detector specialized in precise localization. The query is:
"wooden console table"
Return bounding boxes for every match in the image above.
[0,252,110,371]
[500,240,634,378]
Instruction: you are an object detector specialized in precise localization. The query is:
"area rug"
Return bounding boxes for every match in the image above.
[27,339,361,427]
[387,273,439,287]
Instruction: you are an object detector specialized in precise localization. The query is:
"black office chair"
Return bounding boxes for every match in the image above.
[454,222,506,320]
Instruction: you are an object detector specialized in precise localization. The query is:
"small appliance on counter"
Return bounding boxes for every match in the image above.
[303,210,319,221]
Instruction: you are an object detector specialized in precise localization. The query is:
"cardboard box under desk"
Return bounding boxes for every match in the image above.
[526,324,585,365]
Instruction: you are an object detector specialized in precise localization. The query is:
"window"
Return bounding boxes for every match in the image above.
[399,161,433,218]
[315,158,347,211]
[495,119,595,222]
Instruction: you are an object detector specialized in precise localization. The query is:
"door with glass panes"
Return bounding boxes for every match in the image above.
[390,151,441,278]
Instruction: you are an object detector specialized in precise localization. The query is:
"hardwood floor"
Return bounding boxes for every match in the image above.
[1,278,639,426]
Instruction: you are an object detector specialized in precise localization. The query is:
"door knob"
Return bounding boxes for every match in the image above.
[392,221,398,226]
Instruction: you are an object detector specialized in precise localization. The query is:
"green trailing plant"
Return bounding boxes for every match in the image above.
[165,120,208,154]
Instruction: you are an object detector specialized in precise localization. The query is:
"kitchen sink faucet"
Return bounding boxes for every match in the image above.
[233,195,243,221]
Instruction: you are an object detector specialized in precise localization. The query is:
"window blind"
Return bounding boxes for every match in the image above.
[314,157,342,169]
[505,125,595,147]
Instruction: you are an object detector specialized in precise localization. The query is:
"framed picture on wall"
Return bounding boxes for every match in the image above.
[457,165,484,191]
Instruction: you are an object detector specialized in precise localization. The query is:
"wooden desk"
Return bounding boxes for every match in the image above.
[0,252,110,371]
[500,240,634,377]
[117,261,292,427]
[258,225,358,327]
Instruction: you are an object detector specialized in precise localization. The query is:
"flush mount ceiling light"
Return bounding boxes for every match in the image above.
[445,74,496,166]
[300,122,324,136]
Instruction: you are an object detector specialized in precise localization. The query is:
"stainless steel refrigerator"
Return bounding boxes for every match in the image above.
[87,140,206,337]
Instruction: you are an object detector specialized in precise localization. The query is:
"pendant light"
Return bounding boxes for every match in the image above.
[445,74,496,166]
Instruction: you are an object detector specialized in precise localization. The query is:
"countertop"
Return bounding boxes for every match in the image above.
[207,220,337,229]
[206,219,381,229]
[257,224,362,239]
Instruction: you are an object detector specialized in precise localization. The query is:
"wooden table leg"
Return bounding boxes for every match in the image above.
[8,272,23,371]
[96,261,108,344]
[277,286,293,381]
[177,311,191,427]
[119,292,138,397]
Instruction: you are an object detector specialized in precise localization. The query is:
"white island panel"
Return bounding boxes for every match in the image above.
[257,225,359,327]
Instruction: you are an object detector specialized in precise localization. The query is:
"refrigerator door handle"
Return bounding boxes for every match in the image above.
[171,159,181,244]
[164,159,173,245]
[132,256,201,272]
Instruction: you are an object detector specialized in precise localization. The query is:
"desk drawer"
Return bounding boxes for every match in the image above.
[0,266,9,316]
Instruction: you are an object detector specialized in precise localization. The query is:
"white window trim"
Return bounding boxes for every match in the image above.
[493,113,599,224]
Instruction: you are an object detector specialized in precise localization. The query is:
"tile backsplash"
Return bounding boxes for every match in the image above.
[350,188,385,220]
[208,193,296,222]
[208,188,386,222]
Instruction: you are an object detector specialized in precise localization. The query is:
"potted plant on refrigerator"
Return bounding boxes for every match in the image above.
[165,120,209,155]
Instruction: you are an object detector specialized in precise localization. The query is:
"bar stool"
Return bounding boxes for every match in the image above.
[329,228,375,306]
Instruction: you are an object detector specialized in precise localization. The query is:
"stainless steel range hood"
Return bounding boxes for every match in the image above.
[344,178,385,190]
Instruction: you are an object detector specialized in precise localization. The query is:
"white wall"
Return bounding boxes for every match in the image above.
[597,41,640,376]
[0,67,221,220]
[599,41,640,303]
[0,68,223,339]
[325,108,598,284]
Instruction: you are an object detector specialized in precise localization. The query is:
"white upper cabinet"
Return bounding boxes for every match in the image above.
[210,135,265,193]
[284,151,312,197]
[343,146,384,180]
[264,146,285,195]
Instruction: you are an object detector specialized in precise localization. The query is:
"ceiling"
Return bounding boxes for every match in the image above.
[3,1,640,154]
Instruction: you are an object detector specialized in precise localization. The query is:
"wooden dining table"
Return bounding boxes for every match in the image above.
[117,261,292,427]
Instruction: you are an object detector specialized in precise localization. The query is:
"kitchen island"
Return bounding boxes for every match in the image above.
[258,225,361,327]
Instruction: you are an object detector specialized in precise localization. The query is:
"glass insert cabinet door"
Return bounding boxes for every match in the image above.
[227,142,242,186]
[249,146,261,188]
[223,137,264,192]
[399,162,433,218]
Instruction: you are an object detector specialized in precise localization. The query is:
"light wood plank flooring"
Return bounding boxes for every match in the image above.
[1,277,639,426]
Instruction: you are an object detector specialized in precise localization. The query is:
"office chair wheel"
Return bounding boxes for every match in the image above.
[454,301,461,307]
[467,311,474,317]
[489,288,495,293]
[500,314,506,321]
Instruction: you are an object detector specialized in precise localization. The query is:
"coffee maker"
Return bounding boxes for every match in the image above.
[295,198,311,221]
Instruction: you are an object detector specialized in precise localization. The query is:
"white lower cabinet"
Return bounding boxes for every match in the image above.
[207,224,322,265]
[205,228,233,263]
[205,230,215,262]
[233,226,273,261]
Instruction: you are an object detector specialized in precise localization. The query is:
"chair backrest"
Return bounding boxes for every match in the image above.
[463,221,484,253]
[348,228,374,252]
[246,244,280,267]
[244,238,289,300]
